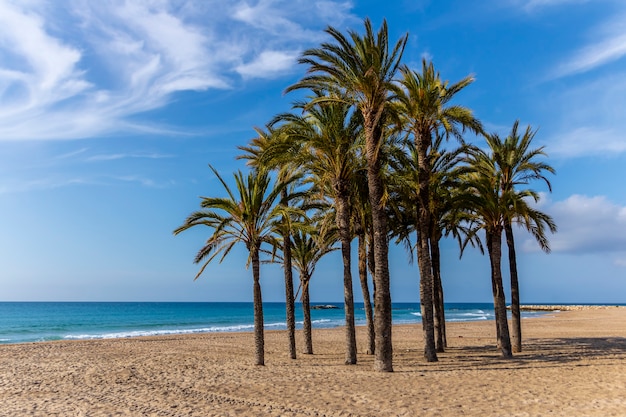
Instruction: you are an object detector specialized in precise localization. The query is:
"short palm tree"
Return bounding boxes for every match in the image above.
[290,225,338,354]
[173,166,295,366]
[485,121,556,352]
[287,18,408,372]
[238,125,303,360]
[462,146,553,358]
[395,59,483,362]
[461,152,514,357]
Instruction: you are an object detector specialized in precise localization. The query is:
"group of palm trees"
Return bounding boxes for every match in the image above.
[174,19,556,371]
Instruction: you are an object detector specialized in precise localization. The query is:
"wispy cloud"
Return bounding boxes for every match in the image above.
[0,176,96,195]
[516,0,590,12]
[86,152,173,162]
[553,15,626,78]
[113,175,176,188]
[547,127,626,158]
[534,2,626,79]
[539,71,626,158]
[0,0,355,141]
[508,0,626,78]
[0,172,175,194]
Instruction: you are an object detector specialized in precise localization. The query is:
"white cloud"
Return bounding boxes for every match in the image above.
[0,0,355,141]
[0,1,90,113]
[522,194,626,255]
[236,50,299,79]
[548,127,626,158]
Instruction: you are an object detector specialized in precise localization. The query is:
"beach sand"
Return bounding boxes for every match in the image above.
[1,307,625,416]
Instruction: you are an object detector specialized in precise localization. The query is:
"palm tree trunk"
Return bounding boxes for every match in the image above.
[367,225,376,278]
[430,228,446,352]
[282,226,297,360]
[505,221,522,353]
[336,192,357,365]
[302,278,313,354]
[416,134,437,362]
[365,121,393,372]
[358,233,375,355]
[486,230,512,358]
[252,247,265,366]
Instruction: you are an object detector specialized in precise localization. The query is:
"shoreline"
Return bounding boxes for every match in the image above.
[1,307,625,416]
[3,302,619,346]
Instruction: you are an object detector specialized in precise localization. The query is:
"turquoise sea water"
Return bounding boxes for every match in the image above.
[0,302,552,344]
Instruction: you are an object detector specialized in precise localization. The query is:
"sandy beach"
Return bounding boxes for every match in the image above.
[1,307,624,416]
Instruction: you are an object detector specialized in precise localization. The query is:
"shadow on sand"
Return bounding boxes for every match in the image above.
[395,337,626,373]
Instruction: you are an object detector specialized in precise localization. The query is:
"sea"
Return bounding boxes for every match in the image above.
[0,302,552,345]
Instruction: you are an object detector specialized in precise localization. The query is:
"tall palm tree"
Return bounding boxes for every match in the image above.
[395,59,483,362]
[173,166,295,366]
[290,225,338,354]
[238,126,302,360]
[287,18,408,372]
[270,97,364,364]
[485,121,556,352]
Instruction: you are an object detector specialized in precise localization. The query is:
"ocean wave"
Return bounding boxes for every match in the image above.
[456,312,491,317]
[63,324,261,340]
[410,312,422,317]
[61,318,353,341]
[264,322,286,328]
[447,316,488,322]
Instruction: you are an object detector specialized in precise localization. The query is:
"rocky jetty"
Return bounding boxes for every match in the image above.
[310,304,340,310]
[515,305,622,311]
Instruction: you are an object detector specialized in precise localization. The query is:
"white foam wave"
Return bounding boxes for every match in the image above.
[264,322,286,328]
[312,319,332,324]
[447,316,488,322]
[410,312,422,317]
[457,312,491,317]
[63,324,258,340]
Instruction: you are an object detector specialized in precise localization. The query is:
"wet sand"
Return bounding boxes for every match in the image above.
[1,306,624,416]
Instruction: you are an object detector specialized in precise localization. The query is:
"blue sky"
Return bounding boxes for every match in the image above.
[1,0,625,303]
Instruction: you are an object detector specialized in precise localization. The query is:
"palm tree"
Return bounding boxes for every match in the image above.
[353,168,376,355]
[290,225,338,354]
[173,166,295,366]
[287,18,408,372]
[463,145,554,358]
[395,59,483,362]
[388,137,467,353]
[485,121,556,352]
[238,126,302,360]
[429,139,473,351]
[461,152,514,357]
[270,96,364,364]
